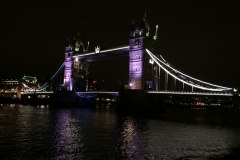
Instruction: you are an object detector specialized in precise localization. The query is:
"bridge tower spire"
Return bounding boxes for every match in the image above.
[141,13,150,37]
[153,25,158,41]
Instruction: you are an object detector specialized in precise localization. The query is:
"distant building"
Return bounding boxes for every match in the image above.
[0,75,38,93]
[0,78,20,93]
[22,75,37,84]
[21,75,38,92]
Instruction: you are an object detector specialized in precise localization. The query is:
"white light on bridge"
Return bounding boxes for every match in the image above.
[73,45,129,58]
[95,46,100,53]
[149,59,154,64]
[146,49,232,91]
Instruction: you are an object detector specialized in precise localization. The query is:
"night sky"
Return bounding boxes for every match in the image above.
[1,0,240,90]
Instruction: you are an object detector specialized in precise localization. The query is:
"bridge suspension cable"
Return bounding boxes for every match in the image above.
[18,62,65,92]
[146,49,232,92]
[36,62,65,91]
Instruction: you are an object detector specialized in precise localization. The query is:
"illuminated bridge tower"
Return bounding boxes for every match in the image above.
[63,33,90,91]
[129,14,153,90]
[129,21,145,90]
[129,14,161,90]
[63,39,75,91]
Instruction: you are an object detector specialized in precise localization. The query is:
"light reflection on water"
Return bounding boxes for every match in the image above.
[0,104,240,159]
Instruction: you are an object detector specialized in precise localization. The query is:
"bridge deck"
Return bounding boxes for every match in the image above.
[20,91,238,97]
[148,91,236,96]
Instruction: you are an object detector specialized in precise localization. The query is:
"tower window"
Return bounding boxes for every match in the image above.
[134,39,140,45]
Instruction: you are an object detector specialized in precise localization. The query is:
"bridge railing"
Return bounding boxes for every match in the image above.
[148,90,234,96]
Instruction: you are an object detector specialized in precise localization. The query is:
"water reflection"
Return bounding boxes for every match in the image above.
[1,105,240,159]
[51,108,87,159]
[0,104,52,159]
[146,120,239,159]
[50,106,119,159]
[114,109,240,159]
[114,115,149,159]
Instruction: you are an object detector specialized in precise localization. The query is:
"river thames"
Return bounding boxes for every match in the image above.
[1,104,240,159]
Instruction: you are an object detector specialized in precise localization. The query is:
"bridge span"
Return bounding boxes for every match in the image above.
[15,14,238,102]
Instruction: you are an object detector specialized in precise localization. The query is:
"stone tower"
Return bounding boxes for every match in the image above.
[129,14,159,90]
[128,15,149,90]
[63,39,75,91]
[63,34,89,91]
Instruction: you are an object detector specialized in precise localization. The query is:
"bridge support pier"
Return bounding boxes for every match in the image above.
[117,89,166,113]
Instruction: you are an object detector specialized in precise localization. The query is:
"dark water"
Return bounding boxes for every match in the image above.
[1,104,240,160]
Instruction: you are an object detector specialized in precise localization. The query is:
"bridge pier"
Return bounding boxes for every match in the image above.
[117,89,166,113]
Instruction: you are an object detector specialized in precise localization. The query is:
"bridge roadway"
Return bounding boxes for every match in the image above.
[17,90,239,108]
[75,91,238,96]
[20,90,238,99]
[148,91,237,96]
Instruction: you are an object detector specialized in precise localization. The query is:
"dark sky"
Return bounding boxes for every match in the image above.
[0,0,240,90]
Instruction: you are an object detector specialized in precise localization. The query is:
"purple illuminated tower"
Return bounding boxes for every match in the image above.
[63,34,89,91]
[129,21,145,90]
[129,14,152,90]
[129,14,159,90]
[63,39,75,91]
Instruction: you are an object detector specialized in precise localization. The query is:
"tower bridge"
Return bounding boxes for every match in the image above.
[62,14,233,93]
[8,14,238,108]
[18,14,237,99]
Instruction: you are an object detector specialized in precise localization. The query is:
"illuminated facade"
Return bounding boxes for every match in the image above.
[0,79,19,93]
[128,15,160,90]
[128,21,145,90]
[22,75,37,84]
[63,33,90,91]
[0,75,37,93]
[22,75,38,91]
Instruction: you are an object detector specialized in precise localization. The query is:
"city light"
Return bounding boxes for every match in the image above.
[149,59,154,64]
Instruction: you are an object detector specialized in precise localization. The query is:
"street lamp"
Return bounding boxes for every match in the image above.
[129,83,132,89]
[149,59,154,90]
